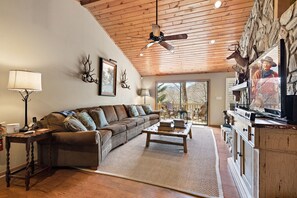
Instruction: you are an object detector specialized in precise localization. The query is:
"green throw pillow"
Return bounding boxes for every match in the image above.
[128,105,139,117]
[63,116,88,132]
[136,105,146,116]
[89,108,109,128]
[75,111,96,130]
[142,105,153,114]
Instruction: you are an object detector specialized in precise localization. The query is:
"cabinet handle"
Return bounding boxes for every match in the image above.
[237,152,242,157]
[243,128,248,132]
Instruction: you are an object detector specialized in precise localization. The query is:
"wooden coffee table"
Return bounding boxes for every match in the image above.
[142,122,192,153]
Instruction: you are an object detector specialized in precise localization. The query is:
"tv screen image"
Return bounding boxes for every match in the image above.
[249,39,286,118]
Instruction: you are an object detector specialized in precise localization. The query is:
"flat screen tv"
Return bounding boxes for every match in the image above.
[249,39,286,118]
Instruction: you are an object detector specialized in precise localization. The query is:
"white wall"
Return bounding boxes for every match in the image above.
[142,72,235,126]
[0,0,141,173]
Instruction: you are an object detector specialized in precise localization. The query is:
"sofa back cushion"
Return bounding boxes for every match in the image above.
[114,105,128,120]
[75,111,96,130]
[63,116,88,132]
[89,108,109,128]
[100,106,118,123]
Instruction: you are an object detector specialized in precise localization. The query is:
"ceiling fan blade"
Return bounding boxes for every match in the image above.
[142,42,155,50]
[163,34,188,41]
[159,41,174,53]
[152,24,160,37]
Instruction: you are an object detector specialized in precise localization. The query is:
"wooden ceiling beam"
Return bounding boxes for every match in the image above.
[80,0,101,6]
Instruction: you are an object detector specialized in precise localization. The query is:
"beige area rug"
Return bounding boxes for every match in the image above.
[96,126,223,198]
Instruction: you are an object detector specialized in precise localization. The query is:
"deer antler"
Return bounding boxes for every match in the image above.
[120,69,130,89]
[82,54,99,84]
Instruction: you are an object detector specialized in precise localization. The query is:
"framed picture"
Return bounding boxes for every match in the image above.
[99,58,117,96]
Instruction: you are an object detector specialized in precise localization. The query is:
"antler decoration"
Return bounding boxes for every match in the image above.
[226,42,249,67]
[120,69,130,89]
[82,54,99,84]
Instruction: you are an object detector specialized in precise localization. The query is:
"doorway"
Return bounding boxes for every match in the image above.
[156,81,208,125]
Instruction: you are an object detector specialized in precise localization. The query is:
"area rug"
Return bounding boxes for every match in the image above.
[96,126,223,198]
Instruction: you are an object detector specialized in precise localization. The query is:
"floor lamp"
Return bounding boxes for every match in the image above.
[140,89,150,104]
[8,71,42,132]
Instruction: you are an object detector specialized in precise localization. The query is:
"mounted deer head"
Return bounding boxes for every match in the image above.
[226,43,249,67]
[120,69,130,89]
[82,54,98,84]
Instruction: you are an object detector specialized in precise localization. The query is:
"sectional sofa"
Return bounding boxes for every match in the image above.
[37,104,160,168]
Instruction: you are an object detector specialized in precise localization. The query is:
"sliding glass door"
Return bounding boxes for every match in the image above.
[156,81,208,125]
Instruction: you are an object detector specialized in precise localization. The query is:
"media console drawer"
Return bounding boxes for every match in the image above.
[233,119,255,146]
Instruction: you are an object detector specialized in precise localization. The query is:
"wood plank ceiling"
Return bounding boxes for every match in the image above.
[80,0,254,76]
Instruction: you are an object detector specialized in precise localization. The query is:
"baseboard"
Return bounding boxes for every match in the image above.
[227,157,251,198]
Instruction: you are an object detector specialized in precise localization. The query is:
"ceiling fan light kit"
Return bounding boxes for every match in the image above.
[214,1,222,9]
[139,0,188,56]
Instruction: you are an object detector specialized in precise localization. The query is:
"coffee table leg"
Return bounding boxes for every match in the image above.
[145,133,151,147]
[183,136,188,153]
[189,129,192,139]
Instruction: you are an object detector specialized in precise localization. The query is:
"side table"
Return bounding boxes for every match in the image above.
[5,129,52,191]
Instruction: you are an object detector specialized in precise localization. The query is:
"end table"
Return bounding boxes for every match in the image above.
[5,129,52,191]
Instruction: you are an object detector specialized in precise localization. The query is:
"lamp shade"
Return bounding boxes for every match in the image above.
[140,89,150,96]
[8,70,42,91]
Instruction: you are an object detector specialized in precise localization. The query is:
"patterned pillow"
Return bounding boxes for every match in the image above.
[136,105,146,116]
[75,111,96,130]
[142,104,153,114]
[63,116,88,132]
[89,108,109,128]
[128,105,139,117]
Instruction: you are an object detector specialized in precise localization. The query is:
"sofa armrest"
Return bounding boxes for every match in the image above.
[150,110,161,115]
[52,130,100,145]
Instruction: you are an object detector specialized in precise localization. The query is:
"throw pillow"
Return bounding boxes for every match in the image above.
[136,105,146,116]
[63,116,88,132]
[142,104,153,114]
[75,111,96,130]
[89,108,109,128]
[128,105,139,117]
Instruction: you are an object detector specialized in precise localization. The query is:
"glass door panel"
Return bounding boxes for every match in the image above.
[156,81,208,125]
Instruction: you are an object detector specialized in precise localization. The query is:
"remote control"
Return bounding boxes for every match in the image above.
[24,130,35,135]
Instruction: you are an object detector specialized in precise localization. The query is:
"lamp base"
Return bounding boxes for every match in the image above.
[19,125,29,132]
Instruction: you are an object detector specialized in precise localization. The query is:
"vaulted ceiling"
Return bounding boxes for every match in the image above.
[80,0,254,76]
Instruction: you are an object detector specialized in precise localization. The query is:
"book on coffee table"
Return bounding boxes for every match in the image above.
[158,126,174,131]
[173,119,186,128]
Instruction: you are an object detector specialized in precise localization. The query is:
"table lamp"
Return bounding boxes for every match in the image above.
[8,70,42,132]
[140,89,150,104]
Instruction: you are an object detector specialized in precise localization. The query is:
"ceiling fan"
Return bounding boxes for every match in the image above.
[139,0,188,56]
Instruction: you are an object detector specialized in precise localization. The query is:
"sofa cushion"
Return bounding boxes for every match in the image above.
[75,111,96,130]
[127,105,139,117]
[145,114,159,120]
[142,104,153,114]
[63,116,88,132]
[141,115,150,122]
[114,120,137,130]
[102,124,126,135]
[89,108,109,129]
[114,105,128,120]
[100,106,118,123]
[122,117,144,125]
[98,129,112,145]
[136,105,146,116]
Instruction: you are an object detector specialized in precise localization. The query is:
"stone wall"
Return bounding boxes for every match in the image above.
[238,0,297,95]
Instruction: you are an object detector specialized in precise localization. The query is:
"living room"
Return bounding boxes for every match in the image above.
[0,0,297,197]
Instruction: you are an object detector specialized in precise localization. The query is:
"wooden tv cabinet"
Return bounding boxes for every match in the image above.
[227,111,297,198]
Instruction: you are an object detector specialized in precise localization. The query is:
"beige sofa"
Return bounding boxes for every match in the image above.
[38,104,160,168]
